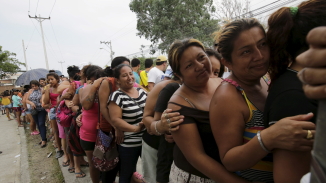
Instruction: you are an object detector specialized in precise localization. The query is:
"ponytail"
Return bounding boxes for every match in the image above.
[267,0,326,83]
[104,66,114,77]
[267,7,294,83]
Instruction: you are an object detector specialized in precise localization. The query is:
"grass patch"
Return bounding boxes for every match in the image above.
[25,121,64,183]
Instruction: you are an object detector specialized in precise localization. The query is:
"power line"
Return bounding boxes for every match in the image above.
[106,0,177,42]
[50,20,64,61]
[25,27,36,50]
[35,0,40,15]
[28,0,31,14]
[49,0,56,17]
[111,29,135,41]
[28,18,60,64]
[131,0,301,55]
[29,18,42,38]
[44,33,60,61]
[93,50,104,63]
[29,15,51,69]
[107,19,136,40]
[251,0,300,17]
[251,0,267,8]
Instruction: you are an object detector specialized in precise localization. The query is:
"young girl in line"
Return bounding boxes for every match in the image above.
[12,89,23,127]
[43,73,65,159]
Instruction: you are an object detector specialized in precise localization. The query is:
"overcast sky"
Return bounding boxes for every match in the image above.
[0,0,303,76]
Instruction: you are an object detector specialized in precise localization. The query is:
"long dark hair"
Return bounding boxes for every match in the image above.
[205,48,225,78]
[267,0,326,82]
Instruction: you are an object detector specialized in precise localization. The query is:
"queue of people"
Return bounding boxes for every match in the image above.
[2,0,326,182]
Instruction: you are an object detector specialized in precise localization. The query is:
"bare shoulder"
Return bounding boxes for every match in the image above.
[59,81,70,86]
[168,87,193,109]
[210,82,249,123]
[153,80,175,93]
[212,82,243,103]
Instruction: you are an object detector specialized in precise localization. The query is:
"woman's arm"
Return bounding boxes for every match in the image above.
[43,88,50,105]
[22,92,28,109]
[26,95,37,109]
[267,91,316,183]
[80,85,97,110]
[142,86,160,134]
[210,86,315,172]
[98,80,111,124]
[273,150,311,183]
[169,103,249,183]
[144,81,183,135]
[99,81,124,144]
[80,78,104,110]
[72,91,79,106]
[57,81,70,94]
[108,101,144,132]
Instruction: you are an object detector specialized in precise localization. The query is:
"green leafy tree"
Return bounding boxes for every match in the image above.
[129,56,156,71]
[0,46,25,79]
[130,0,219,53]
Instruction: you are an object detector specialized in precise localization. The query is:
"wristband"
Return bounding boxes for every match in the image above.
[257,131,272,153]
[155,121,163,135]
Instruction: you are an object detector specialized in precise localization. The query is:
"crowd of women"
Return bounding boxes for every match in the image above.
[6,0,326,182]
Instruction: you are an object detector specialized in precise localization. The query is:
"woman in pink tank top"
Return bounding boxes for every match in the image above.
[78,65,106,183]
[43,73,66,160]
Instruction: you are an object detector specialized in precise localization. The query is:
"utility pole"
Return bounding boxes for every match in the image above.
[58,61,65,75]
[310,100,326,183]
[22,40,28,71]
[100,41,114,65]
[29,14,50,70]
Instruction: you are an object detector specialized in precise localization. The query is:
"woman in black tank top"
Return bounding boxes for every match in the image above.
[165,39,248,183]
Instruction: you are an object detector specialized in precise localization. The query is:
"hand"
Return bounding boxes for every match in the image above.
[134,122,145,132]
[263,113,315,151]
[30,103,36,109]
[165,133,174,143]
[61,92,73,100]
[93,77,106,89]
[115,129,124,145]
[76,114,82,127]
[43,103,51,109]
[66,101,74,108]
[296,27,326,99]
[159,109,184,133]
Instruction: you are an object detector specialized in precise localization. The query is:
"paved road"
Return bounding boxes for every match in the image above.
[0,112,143,183]
[0,115,23,183]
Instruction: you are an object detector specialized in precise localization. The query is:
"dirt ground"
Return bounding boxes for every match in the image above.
[25,120,64,183]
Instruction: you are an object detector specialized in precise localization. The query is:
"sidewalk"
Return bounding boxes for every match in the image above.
[0,112,143,183]
[0,114,30,183]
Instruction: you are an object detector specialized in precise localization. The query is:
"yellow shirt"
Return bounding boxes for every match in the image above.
[2,97,11,105]
[139,70,148,87]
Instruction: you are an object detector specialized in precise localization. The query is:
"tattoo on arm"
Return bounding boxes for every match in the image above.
[86,94,95,103]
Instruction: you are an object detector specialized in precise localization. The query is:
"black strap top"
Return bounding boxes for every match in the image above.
[170,102,222,178]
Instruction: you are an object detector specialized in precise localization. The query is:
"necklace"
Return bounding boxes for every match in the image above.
[287,68,298,73]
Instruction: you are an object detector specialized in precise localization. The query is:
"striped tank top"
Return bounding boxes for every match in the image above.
[224,78,273,183]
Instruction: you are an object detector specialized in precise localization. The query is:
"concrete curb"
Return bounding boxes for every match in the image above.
[58,155,92,183]
[19,127,31,183]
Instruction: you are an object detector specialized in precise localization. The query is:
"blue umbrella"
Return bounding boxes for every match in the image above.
[15,68,48,86]
[54,70,63,76]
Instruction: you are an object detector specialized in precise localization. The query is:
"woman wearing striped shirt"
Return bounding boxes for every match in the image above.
[109,64,147,183]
